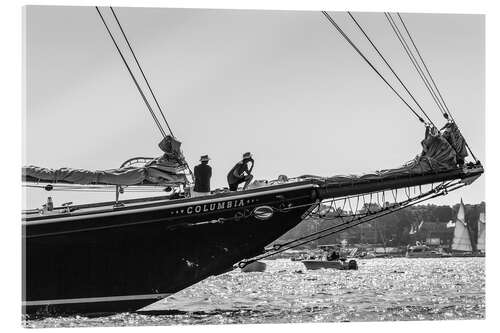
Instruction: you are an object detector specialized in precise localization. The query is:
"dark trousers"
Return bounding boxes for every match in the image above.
[228,174,253,191]
[229,181,242,191]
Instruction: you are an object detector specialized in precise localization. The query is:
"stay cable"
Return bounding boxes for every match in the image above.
[321,11,426,125]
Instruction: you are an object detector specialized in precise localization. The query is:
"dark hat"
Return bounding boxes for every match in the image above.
[200,155,210,162]
[242,152,253,159]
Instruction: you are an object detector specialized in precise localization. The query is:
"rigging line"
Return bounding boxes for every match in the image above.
[275,184,438,249]
[248,183,462,263]
[385,13,448,119]
[299,182,463,252]
[347,12,436,127]
[396,13,453,122]
[109,7,175,138]
[110,6,193,181]
[321,11,426,125]
[385,12,447,117]
[386,13,447,119]
[397,14,478,162]
[95,7,167,139]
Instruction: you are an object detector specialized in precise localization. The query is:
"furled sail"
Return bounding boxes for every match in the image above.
[22,136,188,186]
[451,199,472,252]
[304,123,464,184]
[477,212,485,252]
[442,122,468,165]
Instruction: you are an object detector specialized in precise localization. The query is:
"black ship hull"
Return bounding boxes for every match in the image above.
[23,182,319,316]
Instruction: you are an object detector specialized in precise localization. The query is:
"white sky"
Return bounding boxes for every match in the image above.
[23,6,484,209]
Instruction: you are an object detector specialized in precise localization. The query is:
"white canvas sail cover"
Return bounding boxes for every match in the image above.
[451,200,472,252]
[22,136,189,186]
[477,212,485,252]
[23,165,187,185]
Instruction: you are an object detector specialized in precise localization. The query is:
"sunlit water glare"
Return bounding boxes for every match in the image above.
[24,257,484,328]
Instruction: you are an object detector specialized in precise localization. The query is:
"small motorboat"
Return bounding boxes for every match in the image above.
[302,259,358,270]
[301,245,358,270]
[405,243,451,258]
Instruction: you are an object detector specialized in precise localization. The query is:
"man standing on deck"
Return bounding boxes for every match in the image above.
[227,152,254,191]
[192,155,212,197]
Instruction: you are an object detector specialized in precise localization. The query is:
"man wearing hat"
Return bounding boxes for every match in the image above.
[227,152,254,191]
[192,155,212,197]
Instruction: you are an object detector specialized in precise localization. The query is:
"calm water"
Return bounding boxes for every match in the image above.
[24,257,485,328]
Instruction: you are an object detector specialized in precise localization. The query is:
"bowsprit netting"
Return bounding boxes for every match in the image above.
[238,179,466,268]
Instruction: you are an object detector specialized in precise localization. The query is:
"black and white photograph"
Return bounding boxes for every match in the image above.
[18,2,488,329]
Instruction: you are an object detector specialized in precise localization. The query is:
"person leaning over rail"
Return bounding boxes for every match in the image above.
[192,155,212,197]
[227,152,254,191]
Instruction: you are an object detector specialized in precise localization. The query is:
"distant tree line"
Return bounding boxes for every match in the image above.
[276,201,485,249]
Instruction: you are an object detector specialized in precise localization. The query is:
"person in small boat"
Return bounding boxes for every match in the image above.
[192,155,212,197]
[327,249,340,261]
[227,152,254,191]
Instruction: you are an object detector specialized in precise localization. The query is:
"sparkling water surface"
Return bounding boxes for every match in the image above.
[24,257,485,328]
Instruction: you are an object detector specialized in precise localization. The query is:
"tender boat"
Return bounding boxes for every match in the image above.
[240,261,267,273]
[302,245,358,270]
[302,260,358,270]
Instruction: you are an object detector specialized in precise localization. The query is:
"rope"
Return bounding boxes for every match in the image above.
[109,7,175,137]
[396,13,478,162]
[385,12,448,120]
[97,7,194,181]
[321,11,426,125]
[239,181,465,267]
[252,180,459,260]
[95,7,167,139]
[396,13,453,122]
[348,12,436,127]
[245,193,430,264]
